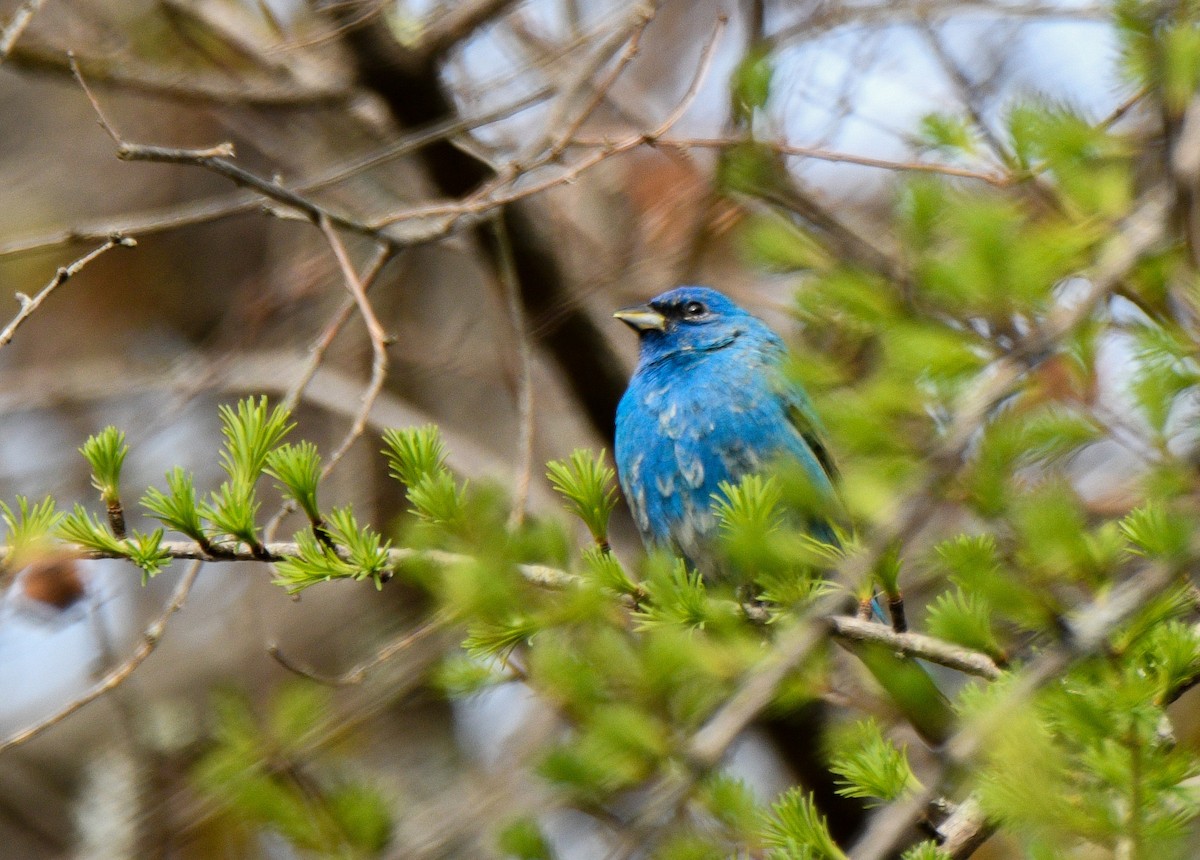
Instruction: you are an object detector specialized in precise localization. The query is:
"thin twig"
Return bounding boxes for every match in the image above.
[71,55,389,244]
[0,234,136,350]
[490,215,536,527]
[315,221,393,475]
[766,0,1106,52]
[12,38,350,104]
[0,560,202,756]
[282,244,402,414]
[606,136,1011,186]
[263,248,394,542]
[0,0,45,61]
[281,298,357,416]
[537,2,657,164]
[268,616,446,686]
[0,87,555,260]
[281,254,393,414]
[371,13,728,231]
[52,22,725,262]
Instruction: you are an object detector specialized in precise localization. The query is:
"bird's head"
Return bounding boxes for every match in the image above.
[614,286,765,363]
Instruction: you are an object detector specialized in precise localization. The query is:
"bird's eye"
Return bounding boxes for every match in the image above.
[682,301,707,318]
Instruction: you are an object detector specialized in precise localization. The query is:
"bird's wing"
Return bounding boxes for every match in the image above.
[781,381,839,486]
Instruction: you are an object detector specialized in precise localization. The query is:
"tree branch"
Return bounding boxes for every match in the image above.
[829,616,1002,680]
[0,0,44,61]
[0,234,136,350]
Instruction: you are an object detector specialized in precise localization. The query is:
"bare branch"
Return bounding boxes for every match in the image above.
[829,616,1002,680]
[620,136,1011,186]
[769,1,1107,48]
[0,234,136,350]
[490,215,537,527]
[315,221,394,473]
[70,55,390,243]
[0,87,554,260]
[536,2,657,164]
[269,616,446,686]
[9,38,350,105]
[0,0,44,61]
[933,795,996,859]
[371,14,728,231]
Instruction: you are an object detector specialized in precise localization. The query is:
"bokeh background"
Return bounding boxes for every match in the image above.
[0,0,1150,857]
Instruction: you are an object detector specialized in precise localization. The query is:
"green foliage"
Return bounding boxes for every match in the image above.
[1116,0,1200,110]
[757,788,846,859]
[463,615,540,659]
[1006,100,1130,215]
[580,545,640,595]
[633,557,732,632]
[123,529,171,579]
[1129,322,1200,436]
[739,212,831,272]
[192,683,391,858]
[0,495,62,562]
[265,441,323,525]
[972,655,1200,856]
[539,700,670,800]
[141,467,207,543]
[202,480,264,551]
[496,817,551,860]
[1121,501,1192,560]
[872,543,902,598]
[731,44,773,123]
[432,654,509,696]
[406,470,468,529]
[926,588,1005,662]
[918,112,977,154]
[192,396,294,554]
[713,473,784,566]
[1130,620,1200,705]
[718,140,789,199]
[271,505,392,593]
[698,774,761,835]
[546,448,619,548]
[381,424,447,487]
[324,782,393,856]
[216,396,294,487]
[1018,407,1103,466]
[324,506,392,584]
[911,189,1095,318]
[828,719,920,806]
[900,843,951,860]
[58,503,169,581]
[79,426,128,505]
[13,26,1200,856]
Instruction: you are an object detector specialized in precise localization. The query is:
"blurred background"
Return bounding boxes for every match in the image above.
[0,0,1135,857]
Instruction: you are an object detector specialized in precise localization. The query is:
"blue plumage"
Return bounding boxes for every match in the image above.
[614,286,836,574]
[614,287,956,743]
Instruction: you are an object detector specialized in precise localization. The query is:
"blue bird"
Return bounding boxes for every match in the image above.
[613,286,837,574]
[614,286,953,743]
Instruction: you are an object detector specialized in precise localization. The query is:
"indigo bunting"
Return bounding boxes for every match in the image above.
[613,286,836,573]
[614,286,953,743]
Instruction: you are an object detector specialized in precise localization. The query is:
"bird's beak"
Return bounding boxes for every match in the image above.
[613,305,667,332]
